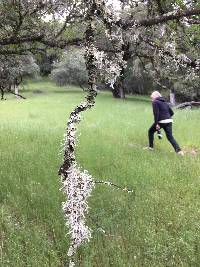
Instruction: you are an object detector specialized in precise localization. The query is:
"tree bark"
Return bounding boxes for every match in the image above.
[112,79,125,99]
[176,101,200,109]
[111,43,130,99]
[14,85,20,99]
[170,89,176,106]
[123,7,200,29]
[0,87,5,100]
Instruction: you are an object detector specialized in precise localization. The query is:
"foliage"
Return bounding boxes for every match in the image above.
[173,78,200,101]
[0,0,199,100]
[93,1,200,99]
[0,0,85,53]
[21,55,40,78]
[123,58,154,95]
[50,49,88,87]
[36,49,61,76]
[0,54,39,89]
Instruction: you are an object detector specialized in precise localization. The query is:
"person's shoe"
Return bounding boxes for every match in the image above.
[143,147,154,151]
[177,150,184,156]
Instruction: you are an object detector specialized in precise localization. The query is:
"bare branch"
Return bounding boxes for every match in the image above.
[8,90,26,99]
[95,180,134,193]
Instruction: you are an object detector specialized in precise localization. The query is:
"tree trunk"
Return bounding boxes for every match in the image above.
[14,84,20,98]
[0,87,5,100]
[111,43,130,99]
[170,89,176,106]
[111,87,120,98]
[119,84,125,98]
[112,79,125,99]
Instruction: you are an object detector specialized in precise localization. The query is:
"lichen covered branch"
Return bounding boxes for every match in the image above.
[58,1,99,265]
[58,1,130,265]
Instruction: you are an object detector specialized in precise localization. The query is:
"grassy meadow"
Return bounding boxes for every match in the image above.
[1,80,200,267]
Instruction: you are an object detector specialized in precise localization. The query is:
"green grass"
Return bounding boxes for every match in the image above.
[1,80,200,267]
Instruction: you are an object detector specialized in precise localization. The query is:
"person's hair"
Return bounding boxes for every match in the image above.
[151,91,161,99]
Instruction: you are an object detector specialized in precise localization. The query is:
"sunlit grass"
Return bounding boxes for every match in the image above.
[1,80,200,266]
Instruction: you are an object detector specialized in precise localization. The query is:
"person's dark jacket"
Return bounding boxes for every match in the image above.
[152,97,174,124]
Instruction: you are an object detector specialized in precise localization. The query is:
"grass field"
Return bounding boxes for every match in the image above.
[1,80,200,267]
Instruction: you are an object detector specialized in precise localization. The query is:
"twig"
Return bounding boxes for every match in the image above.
[95,180,134,193]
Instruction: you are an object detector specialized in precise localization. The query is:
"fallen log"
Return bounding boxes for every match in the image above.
[175,101,200,109]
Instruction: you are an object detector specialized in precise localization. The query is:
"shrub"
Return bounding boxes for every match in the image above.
[50,49,88,87]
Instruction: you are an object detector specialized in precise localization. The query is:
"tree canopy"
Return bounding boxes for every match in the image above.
[0,0,199,99]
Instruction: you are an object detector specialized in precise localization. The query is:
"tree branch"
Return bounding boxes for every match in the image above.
[139,35,199,69]
[40,37,83,49]
[187,18,200,24]
[123,7,200,29]
[9,90,26,99]
[0,35,44,45]
[95,180,134,193]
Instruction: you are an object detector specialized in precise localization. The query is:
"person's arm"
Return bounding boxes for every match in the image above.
[152,101,160,126]
[168,106,174,117]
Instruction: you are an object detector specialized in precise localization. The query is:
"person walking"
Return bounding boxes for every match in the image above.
[145,91,184,155]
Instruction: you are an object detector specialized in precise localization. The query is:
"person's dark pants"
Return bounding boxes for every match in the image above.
[148,122,181,152]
